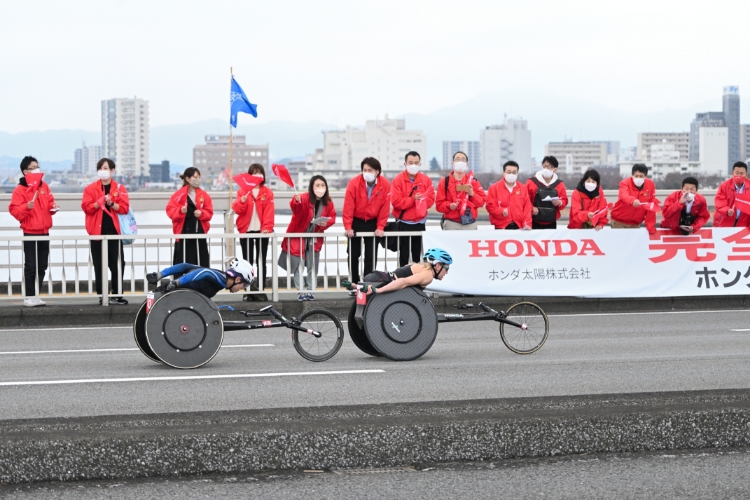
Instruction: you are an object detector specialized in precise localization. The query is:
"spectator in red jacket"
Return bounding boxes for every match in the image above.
[166,167,214,266]
[714,161,750,227]
[568,169,609,231]
[81,158,130,305]
[280,175,336,301]
[343,157,390,283]
[660,177,710,235]
[526,155,568,229]
[8,156,60,306]
[233,163,274,287]
[389,151,436,267]
[436,151,487,230]
[610,164,658,234]
[486,161,532,230]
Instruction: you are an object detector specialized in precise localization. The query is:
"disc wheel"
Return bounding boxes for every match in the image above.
[499,302,549,354]
[293,308,344,362]
[347,301,380,357]
[133,300,161,363]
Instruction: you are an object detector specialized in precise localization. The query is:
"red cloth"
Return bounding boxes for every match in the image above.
[232,185,275,233]
[390,171,435,222]
[486,181,532,229]
[166,186,214,235]
[525,177,568,222]
[610,177,658,234]
[435,172,487,223]
[233,173,265,191]
[713,177,750,227]
[660,190,710,234]
[271,164,295,189]
[568,188,609,229]
[342,174,391,231]
[8,181,56,234]
[281,193,336,257]
[81,180,130,236]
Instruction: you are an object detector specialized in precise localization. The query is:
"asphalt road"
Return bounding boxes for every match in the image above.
[4,448,750,499]
[1,309,750,420]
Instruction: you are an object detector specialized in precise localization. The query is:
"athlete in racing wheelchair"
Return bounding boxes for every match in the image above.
[146,257,256,297]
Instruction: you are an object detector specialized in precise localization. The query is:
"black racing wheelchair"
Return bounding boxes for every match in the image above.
[348,283,549,361]
[134,289,344,369]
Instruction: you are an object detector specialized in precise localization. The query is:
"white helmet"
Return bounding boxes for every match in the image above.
[226,257,256,285]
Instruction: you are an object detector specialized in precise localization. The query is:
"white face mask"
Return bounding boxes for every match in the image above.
[633,177,645,187]
[541,169,554,179]
[685,192,695,202]
[190,178,201,189]
[504,173,517,184]
[313,188,326,198]
[406,164,420,176]
[453,161,468,173]
[363,172,376,184]
[584,182,598,192]
[97,170,111,181]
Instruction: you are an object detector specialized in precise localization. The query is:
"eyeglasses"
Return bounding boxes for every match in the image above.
[441,265,450,272]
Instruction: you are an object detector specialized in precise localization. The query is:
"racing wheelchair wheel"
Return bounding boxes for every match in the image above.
[292,308,344,362]
[347,301,381,357]
[133,300,161,363]
[499,302,549,354]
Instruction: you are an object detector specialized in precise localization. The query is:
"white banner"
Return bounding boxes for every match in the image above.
[423,227,750,298]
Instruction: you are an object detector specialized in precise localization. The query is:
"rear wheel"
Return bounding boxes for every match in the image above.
[348,302,381,356]
[499,302,549,354]
[293,308,344,362]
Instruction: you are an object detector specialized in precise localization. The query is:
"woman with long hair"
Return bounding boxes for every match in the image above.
[232,164,274,286]
[166,167,214,265]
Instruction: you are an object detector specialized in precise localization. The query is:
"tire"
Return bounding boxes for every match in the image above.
[293,308,344,362]
[499,302,549,354]
[133,300,161,363]
[347,302,381,357]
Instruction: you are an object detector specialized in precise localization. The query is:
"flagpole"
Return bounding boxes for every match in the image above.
[229,66,234,258]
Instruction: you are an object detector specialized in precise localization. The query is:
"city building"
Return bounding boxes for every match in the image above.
[741,124,750,162]
[101,97,150,177]
[192,135,269,184]
[618,159,702,179]
[73,142,102,176]
[699,127,729,175]
[689,112,725,161]
[322,118,426,171]
[305,148,325,171]
[442,141,480,171]
[637,132,689,161]
[649,141,680,162]
[544,141,609,174]
[724,86,740,169]
[149,160,171,183]
[479,118,532,173]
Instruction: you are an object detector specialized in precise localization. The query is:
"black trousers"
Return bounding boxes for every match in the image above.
[240,231,269,284]
[90,239,125,295]
[532,220,557,230]
[397,221,425,267]
[23,234,49,297]
[348,218,378,283]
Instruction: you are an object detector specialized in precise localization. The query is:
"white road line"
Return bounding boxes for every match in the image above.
[730,329,750,332]
[0,326,131,333]
[547,309,750,318]
[0,344,273,355]
[0,370,385,387]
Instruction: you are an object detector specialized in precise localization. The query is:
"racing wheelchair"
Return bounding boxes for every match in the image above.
[133,289,344,369]
[348,284,549,361]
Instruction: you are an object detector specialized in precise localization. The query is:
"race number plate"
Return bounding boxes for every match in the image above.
[356,288,367,305]
[146,292,154,313]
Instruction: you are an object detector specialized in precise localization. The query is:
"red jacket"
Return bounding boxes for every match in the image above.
[390,171,435,222]
[660,190,710,234]
[486,181,532,229]
[9,180,56,234]
[525,174,569,223]
[568,187,609,229]
[713,178,750,227]
[81,180,130,236]
[232,185,274,233]
[166,186,214,235]
[435,172,487,223]
[343,174,391,231]
[281,193,336,257]
[610,177,658,233]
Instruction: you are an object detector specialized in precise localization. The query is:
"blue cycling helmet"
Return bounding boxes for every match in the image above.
[424,248,453,265]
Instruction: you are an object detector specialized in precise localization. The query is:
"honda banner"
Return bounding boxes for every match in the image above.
[423,227,750,297]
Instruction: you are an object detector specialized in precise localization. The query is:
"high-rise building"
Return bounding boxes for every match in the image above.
[479,118,532,173]
[193,135,269,183]
[323,118,426,171]
[73,142,103,176]
[442,141,480,171]
[637,132,689,161]
[689,112,725,161]
[699,127,729,175]
[740,124,750,163]
[544,141,608,174]
[101,98,149,177]
[724,86,740,169]
[149,160,171,183]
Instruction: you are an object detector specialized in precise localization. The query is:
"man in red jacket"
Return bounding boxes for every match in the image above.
[486,161,532,230]
[343,157,391,283]
[390,151,435,267]
[526,156,568,229]
[660,177,710,235]
[714,162,750,227]
[8,156,59,306]
[435,151,486,230]
[610,164,658,234]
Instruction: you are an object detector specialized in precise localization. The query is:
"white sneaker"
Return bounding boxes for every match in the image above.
[23,297,46,307]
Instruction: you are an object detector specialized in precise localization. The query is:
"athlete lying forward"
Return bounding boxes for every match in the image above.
[342,248,452,295]
[146,257,256,298]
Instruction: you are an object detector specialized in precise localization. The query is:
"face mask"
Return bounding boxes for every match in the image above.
[734,175,745,184]
[314,188,326,198]
[504,173,517,184]
[633,177,645,187]
[453,161,468,173]
[685,192,695,202]
[406,164,419,176]
[190,178,201,188]
[97,170,111,181]
[585,182,598,192]
[541,169,554,179]
[363,172,376,184]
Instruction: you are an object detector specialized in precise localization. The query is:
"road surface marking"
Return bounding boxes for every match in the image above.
[730,329,750,332]
[0,344,273,355]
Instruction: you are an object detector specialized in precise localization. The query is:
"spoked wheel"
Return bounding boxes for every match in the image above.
[499,302,549,354]
[293,308,344,362]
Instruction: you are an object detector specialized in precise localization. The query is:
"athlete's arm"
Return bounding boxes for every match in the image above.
[366,271,432,295]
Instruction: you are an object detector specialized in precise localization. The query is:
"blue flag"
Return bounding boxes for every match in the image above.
[230,76,257,127]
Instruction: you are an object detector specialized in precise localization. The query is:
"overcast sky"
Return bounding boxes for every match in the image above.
[2,0,749,133]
